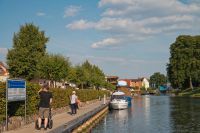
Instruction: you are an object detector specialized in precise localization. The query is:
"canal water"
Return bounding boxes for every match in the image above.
[92,96,200,133]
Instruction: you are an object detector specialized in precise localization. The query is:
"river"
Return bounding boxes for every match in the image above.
[92,96,200,133]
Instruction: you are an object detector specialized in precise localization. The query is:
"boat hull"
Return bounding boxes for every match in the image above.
[110,101,128,110]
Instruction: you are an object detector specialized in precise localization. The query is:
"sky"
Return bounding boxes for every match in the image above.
[0,0,200,79]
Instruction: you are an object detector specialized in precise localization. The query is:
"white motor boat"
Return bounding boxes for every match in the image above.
[110,91,128,110]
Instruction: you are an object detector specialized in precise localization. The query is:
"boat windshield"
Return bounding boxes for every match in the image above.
[111,95,126,100]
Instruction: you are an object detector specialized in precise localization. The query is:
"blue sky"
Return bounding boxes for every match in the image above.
[0,0,200,79]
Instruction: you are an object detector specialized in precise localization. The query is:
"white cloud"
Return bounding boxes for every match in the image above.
[36,12,46,16]
[100,0,200,17]
[67,0,200,48]
[0,48,8,55]
[66,19,94,29]
[67,15,195,34]
[64,5,81,18]
[91,38,120,48]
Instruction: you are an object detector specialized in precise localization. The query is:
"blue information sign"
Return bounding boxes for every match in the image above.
[7,79,26,102]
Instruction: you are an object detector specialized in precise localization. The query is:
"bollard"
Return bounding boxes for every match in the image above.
[103,95,106,104]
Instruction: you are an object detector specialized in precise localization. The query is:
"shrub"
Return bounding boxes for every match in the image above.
[0,82,6,122]
[7,83,40,116]
[51,88,110,108]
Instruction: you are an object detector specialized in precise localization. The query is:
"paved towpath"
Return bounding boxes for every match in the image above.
[6,100,107,133]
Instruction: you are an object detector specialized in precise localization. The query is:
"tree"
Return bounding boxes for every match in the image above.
[91,65,106,89]
[167,35,200,89]
[150,72,167,88]
[7,23,48,80]
[36,54,70,87]
[75,65,87,89]
[81,60,93,87]
[66,66,77,83]
[74,60,107,89]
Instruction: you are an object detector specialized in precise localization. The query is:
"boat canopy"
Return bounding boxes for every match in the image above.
[117,80,127,86]
[112,91,125,96]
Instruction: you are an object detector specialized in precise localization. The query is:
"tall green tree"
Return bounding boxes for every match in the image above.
[167,35,200,89]
[91,65,105,89]
[66,66,77,83]
[74,60,107,89]
[150,72,167,88]
[81,60,93,87]
[75,65,87,89]
[7,23,48,80]
[36,54,70,87]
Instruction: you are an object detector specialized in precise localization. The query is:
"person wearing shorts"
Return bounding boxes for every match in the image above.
[37,84,52,130]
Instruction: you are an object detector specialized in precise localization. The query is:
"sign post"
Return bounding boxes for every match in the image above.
[6,79,26,130]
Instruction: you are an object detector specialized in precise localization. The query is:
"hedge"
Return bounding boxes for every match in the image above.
[0,83,6,122]
[0,82,110,122]
[51,88,109,108]
[0,82,39,121]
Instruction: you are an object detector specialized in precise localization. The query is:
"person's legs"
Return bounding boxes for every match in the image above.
[70,104,73,114]
[44,118,48,129]
[72,104,76,114]
[43,108,49,129]
[38,108,43,129]
[38,117,42,128]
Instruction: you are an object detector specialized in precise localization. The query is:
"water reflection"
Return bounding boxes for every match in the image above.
[170,97,200,133]
[143,96,150,124]
[92,96,200,133]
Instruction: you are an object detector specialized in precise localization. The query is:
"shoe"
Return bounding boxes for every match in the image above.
[37,127,41,130]
[44,127,47,130]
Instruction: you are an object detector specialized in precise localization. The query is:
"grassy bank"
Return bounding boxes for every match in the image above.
[178,87,200,97]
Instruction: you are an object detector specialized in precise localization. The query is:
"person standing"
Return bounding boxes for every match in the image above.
[37,84,53,130]
[70,91,78,115]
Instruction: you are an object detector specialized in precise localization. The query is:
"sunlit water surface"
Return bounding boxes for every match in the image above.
[92,96,200,133]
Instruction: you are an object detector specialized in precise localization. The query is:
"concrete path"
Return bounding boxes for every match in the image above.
[6,100,107,133]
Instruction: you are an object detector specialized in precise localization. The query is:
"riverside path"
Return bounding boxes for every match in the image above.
[6,100,108,133]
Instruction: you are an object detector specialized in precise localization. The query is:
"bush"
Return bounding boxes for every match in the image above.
[147,88,156,94]
[8,83,40,116]
[0,82,6,122]
[51,88,110,108]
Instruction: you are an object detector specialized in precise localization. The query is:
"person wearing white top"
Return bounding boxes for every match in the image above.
[70,91,77,115]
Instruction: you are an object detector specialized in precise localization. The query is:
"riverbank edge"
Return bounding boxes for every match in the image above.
[49,103,109,133]
[176,88,200,98]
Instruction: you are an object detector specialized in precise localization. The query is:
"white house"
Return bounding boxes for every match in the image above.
[142,78,150,90]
